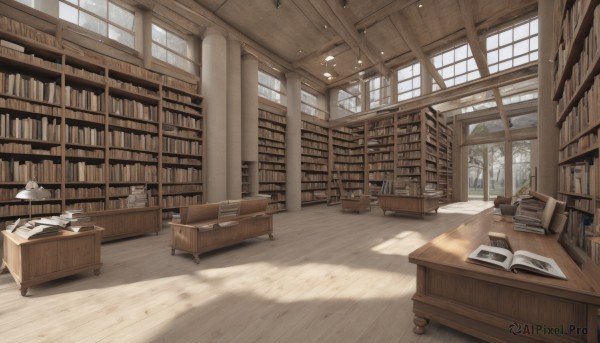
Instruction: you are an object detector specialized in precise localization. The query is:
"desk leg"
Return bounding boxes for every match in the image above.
[194,255,201,264]
[268,233,274,240]
[0,261,8,274]
[94,268,101,276]
[413,315,428,334]
[19,285,27,297]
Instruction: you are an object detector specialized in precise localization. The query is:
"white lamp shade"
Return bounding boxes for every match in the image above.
[16,180,51,200]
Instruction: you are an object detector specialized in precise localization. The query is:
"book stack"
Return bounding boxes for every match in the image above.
[6,217,66,239]
[513,192,557,235]
[424,184,443,197]
[59,209,95,232]
[127,185,148,208]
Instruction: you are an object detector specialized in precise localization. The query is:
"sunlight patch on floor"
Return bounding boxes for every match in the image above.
[191,262,413,303]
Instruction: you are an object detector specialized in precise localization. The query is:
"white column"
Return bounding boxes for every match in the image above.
[241,53,259,195]
[227,38,242,200]
[202,27,228,202]
[328,88,339,120]
[286,72,302,211]
[537,0,558,196]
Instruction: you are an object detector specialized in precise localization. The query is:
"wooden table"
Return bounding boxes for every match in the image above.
[341,195,371,213]
[378,194,439,217]
[1,228,103,296]
[409,209,600,342]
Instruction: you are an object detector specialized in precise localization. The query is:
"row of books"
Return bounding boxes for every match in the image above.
[0,114,60,141]
[0,159,61,182]
[0,72,60,104]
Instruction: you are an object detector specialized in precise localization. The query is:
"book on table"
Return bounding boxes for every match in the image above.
[467,244,567,280]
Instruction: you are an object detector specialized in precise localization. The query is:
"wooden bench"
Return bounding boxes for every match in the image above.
[169,199,273,263]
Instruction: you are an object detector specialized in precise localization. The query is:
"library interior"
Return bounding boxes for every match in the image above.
[0,0,599,342]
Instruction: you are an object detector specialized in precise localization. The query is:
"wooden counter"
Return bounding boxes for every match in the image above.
[1,228,103,296]
[409,209,600,342]
[378,194,439,217]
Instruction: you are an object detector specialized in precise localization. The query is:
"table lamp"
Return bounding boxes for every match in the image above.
[16,180,51,219]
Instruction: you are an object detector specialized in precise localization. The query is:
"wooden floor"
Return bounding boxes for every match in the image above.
[0,201,493,343]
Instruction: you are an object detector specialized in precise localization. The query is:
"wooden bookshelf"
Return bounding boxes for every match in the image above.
[332,107,451,205]
[301,114,329,205]
[0,15,203,227]
[553,0,600,261]
[328,127,365,205]
[258,106,286,212]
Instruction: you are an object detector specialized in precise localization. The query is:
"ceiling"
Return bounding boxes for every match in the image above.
[190,0,538,89]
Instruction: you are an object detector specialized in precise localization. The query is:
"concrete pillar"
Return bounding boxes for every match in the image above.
[421,65,433,95]
[328,88,339,120]
[537,0,559,196]
[286,72,302,211]
[202,27,227,202]
[142,10,153,69]
[241,53,260,195]
[483,145,489,201]
[227,39,242,200]
[504,140,513,198]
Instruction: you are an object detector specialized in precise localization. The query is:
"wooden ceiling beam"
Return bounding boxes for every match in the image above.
[434,80,538,112]
[354,0,419,30]
[458,0,510,139]
[390,12,447,90]
[307,0,391,77]
[329,62,537,128]
[291,38,343,69]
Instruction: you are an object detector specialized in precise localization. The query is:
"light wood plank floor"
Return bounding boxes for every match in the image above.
[0,201,493,343]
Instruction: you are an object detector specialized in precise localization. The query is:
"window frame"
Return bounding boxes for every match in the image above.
[367,75,391,110]
[301,89,320,117]
[431,42,480,91]
[58,0,135,48]
[151,22,195,74]
[258,69,283,104]
[486,16,539,74]
[337,83,362,114]
[397,62,421,102]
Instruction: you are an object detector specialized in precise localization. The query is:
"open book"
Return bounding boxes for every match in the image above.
[468,245,567,280]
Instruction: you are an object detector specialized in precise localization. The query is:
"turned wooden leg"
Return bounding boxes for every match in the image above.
[413,315,428,334]
[0,261,8,274]
[194,255,201,264]
[20,286,28,297]
[94,268,101,276]
[268,233,274,240]
[171,248,175,256]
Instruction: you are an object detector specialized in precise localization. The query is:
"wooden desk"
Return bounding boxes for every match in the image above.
[1,228,103,296]
[409,209,600,342]
[378,194,439,217]
[87,207,160,242]
[341,195,371,213]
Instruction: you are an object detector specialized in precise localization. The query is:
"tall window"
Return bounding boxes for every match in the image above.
[397,62,421,101]
[301,90,319,116]
[487,17,538,73]
[338,83,361,114]
[258,70,282,103]
[432,43,480,91]
[368,76,391,109]
[59,0,135,48]
[151,24,193,73]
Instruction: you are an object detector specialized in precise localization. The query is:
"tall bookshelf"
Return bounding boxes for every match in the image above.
[553,0,600,259]
[258,107,287,212]
[328,127,365,204]
[366,117,395,198]
[438,122,454,203]
[300,114,329,205]
[330,107,451,204]
[0,15,203,224]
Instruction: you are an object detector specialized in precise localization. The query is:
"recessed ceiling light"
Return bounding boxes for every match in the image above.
[323,24,328,29]
[323,72,332,78]
[418,2,423,8]
[298,49,303,53]
[325,55,335,61]
[380,51,384,55]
